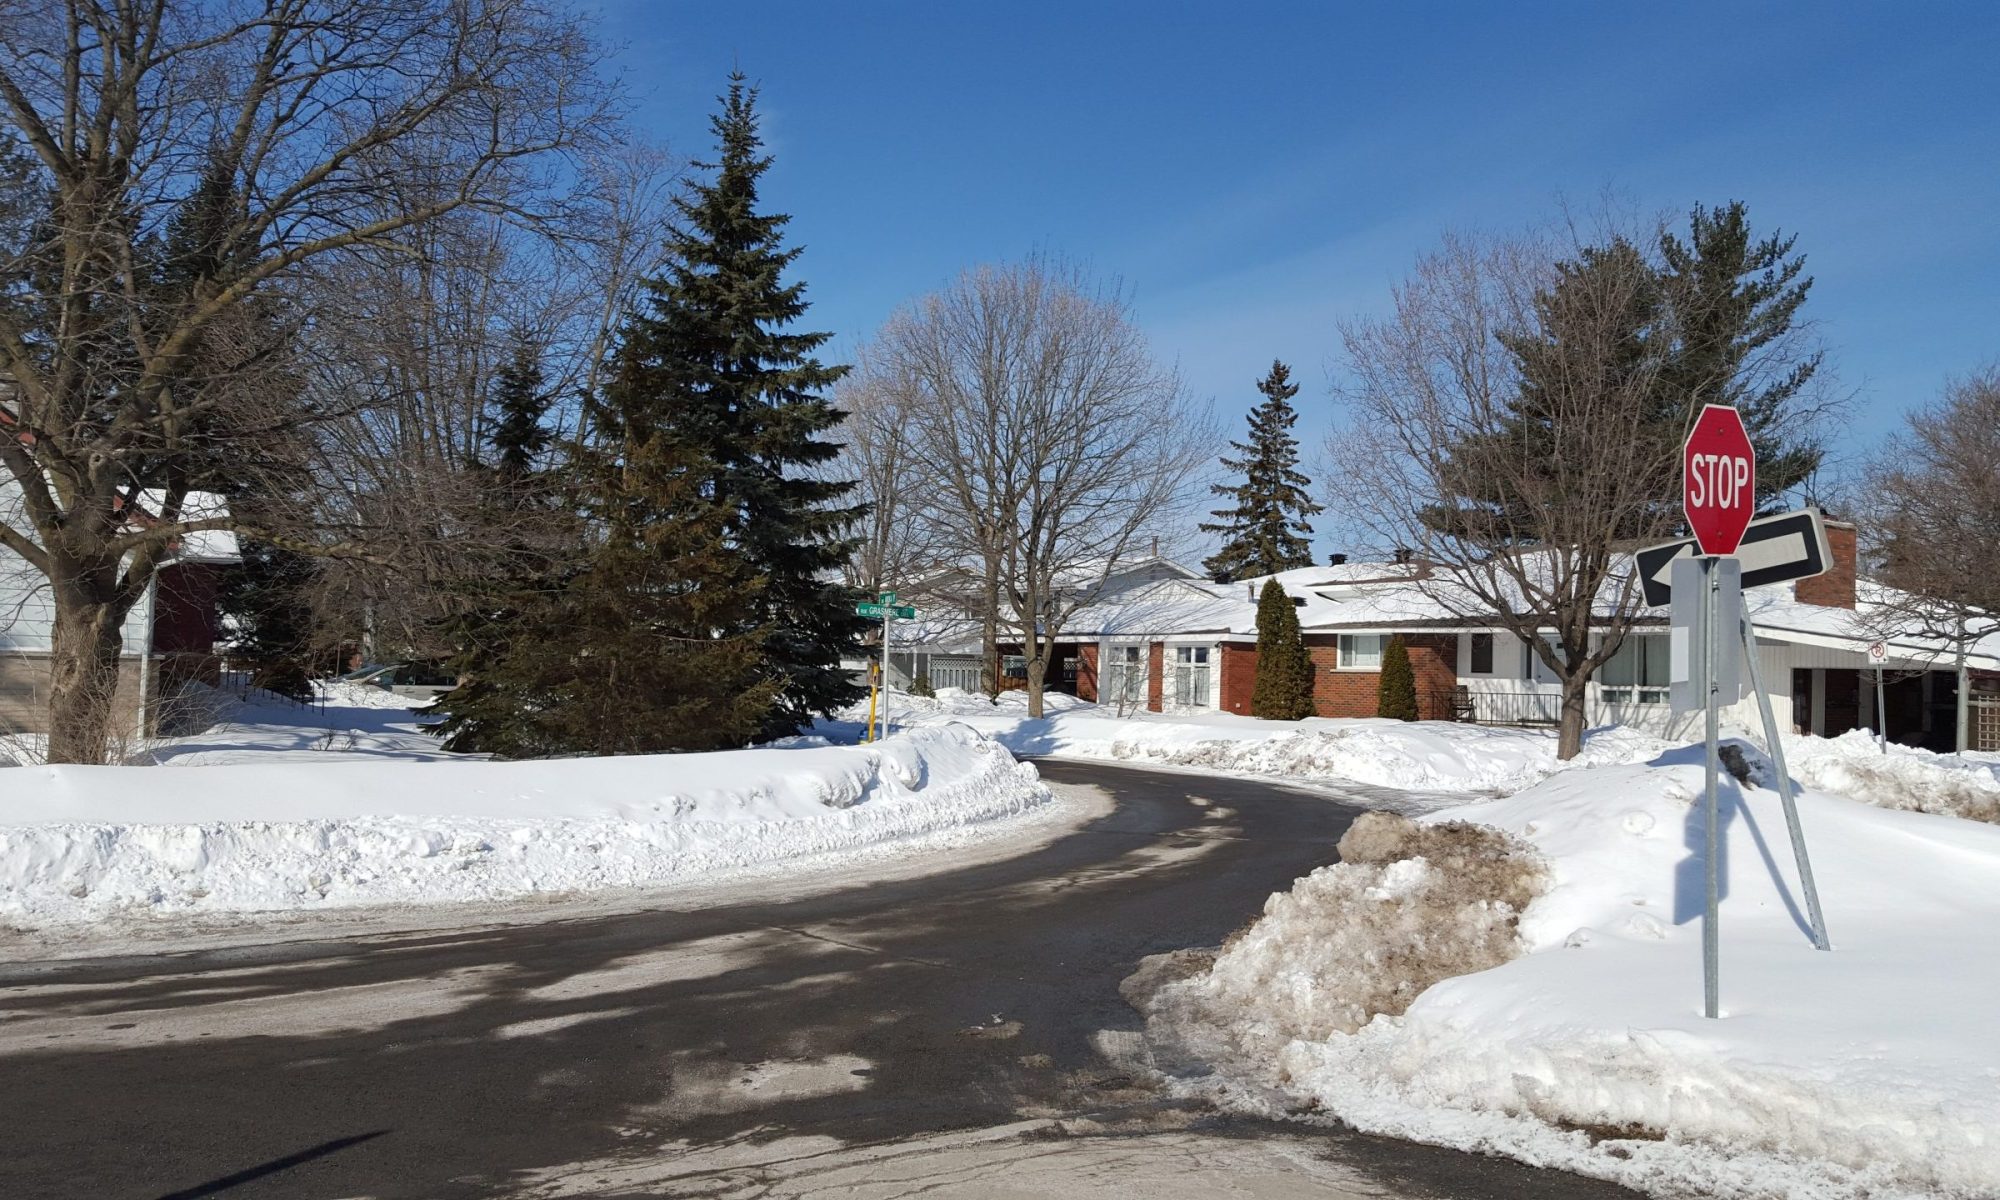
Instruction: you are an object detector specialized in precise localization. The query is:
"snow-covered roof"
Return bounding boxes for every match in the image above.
[137,489,240,564]
[915,551,2000,672]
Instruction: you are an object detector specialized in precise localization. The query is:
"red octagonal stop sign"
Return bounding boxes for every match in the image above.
[1683,404,1756,555]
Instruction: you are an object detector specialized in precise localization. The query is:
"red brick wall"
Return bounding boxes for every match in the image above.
[1407,634,1458,718]
[152,562,224,654]
[1076,643,1099,702]
[1301,633,1458,720]
[1220,643,1257,715]
[1794,521,1857,609]
[1146,641,1164,712]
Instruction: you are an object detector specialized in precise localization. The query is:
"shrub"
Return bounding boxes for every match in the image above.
[1252,581,1314,719]
[1376,635,1419,721]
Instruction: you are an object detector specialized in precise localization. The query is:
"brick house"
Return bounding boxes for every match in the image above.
[891,520,2000,752]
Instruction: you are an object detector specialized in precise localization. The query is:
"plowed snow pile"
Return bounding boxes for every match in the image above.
[1781,729,2000,824]
[878,690,1670,794]
[0,724,1050,931]
[1141,749,2000,1200]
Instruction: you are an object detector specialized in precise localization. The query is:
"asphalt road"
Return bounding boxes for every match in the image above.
[0,761,1640,1200]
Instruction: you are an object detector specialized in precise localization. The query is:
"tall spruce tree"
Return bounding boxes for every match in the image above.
[1250,580,1314,719]
[640,72,868,739]
[432,74,866,754]
[1201,361,1323,582]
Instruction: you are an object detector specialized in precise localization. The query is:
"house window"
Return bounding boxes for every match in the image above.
[1106,645,1147,707]
[1338,634,1384,670]
[1172,646,1212,708]
[1469,633,1495,675]
[1601,633,1669,705]
[1001,654,1027,679]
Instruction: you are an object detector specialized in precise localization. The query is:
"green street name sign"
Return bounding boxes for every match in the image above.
[856,602,916,619]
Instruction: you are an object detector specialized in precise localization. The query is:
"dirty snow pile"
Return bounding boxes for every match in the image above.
[1141,747,2000,1200]
[873,690,1669,794]
[1132,812,1543,1067]
[0,722,1050,931]
[1778,729,2000,824]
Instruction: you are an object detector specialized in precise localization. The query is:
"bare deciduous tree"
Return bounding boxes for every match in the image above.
[0,0,612,761]
[1339,213,1831,758]
[876,259,1207,717]
[827,354,944,594]
[1338,230,1688,758]
[1860,366,2000,747]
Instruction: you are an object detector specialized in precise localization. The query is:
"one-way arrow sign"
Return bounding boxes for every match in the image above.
[1636,508,1832,607]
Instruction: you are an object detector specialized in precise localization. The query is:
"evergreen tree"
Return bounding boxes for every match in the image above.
[1202,361,1324,582]
[1656,201,1823,497]
[486,335,552,478]
[1250,581,1314,719]
[428,336,564,751]
[1376,636,1419,721]
[633,72,867,739]
[1424,204,1821,544]
[166,159,320,701]
[431,74,866,753]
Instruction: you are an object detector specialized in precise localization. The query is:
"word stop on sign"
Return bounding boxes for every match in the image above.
[1686,452,1752,510]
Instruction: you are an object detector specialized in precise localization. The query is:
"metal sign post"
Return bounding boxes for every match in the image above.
[855,592,918,743]
[1672,555,1741,1019]
[1867,642,1889,754]
[1739,614,1830,951]
[880,593,893,739]
[1679,405,1756,1019]
[1649,407,1833,1016]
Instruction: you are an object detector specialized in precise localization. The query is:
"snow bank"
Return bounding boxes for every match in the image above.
[878,691,1669,794]
[0,724,1049,931]
[1780,729,2000,824]
[1144,752,2000,1199]
[1137,813,1543,1070]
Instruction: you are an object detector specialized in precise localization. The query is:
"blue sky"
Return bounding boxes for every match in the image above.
[596,2,1997,554]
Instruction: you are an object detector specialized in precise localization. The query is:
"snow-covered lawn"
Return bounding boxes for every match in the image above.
[1140,748,2000,1200]
[860,688,1671,794]
[0,685,1052,935]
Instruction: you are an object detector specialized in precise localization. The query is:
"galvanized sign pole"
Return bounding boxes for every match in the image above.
[1653,471,1833,992]
[855,593,918,742]
[1703,556,1724,1018]
[880,592,893,739]
[1680,405,1757,1018]
[1739,614,1830,950]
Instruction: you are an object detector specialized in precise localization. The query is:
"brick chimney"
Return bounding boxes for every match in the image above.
[1794,519,1857,609]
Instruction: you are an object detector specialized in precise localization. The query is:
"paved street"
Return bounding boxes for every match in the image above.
[0,762,1637,1199]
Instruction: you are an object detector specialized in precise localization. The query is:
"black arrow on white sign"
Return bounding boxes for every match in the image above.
[1636,508,1833,607]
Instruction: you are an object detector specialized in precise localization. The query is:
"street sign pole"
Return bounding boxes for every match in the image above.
[1679,404,1758,1020]
[1702,555,1722,1019]
[1875,667,1888,755]
[881,603,892,739]
[1739,615,1830,951]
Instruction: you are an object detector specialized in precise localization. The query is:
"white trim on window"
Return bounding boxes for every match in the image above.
[1337,633,1384,671]
[1102,641,1150,710]
[1599,632,1670,706]
[1168,643,1215,710]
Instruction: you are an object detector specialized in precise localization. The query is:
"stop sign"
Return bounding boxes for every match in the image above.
[1682,404,1756,555]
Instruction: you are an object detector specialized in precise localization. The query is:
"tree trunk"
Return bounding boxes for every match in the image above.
[1556,672,1590,761]
[1024,645,1047,719]
[979,565,1000,701]
[46,569,133,766]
